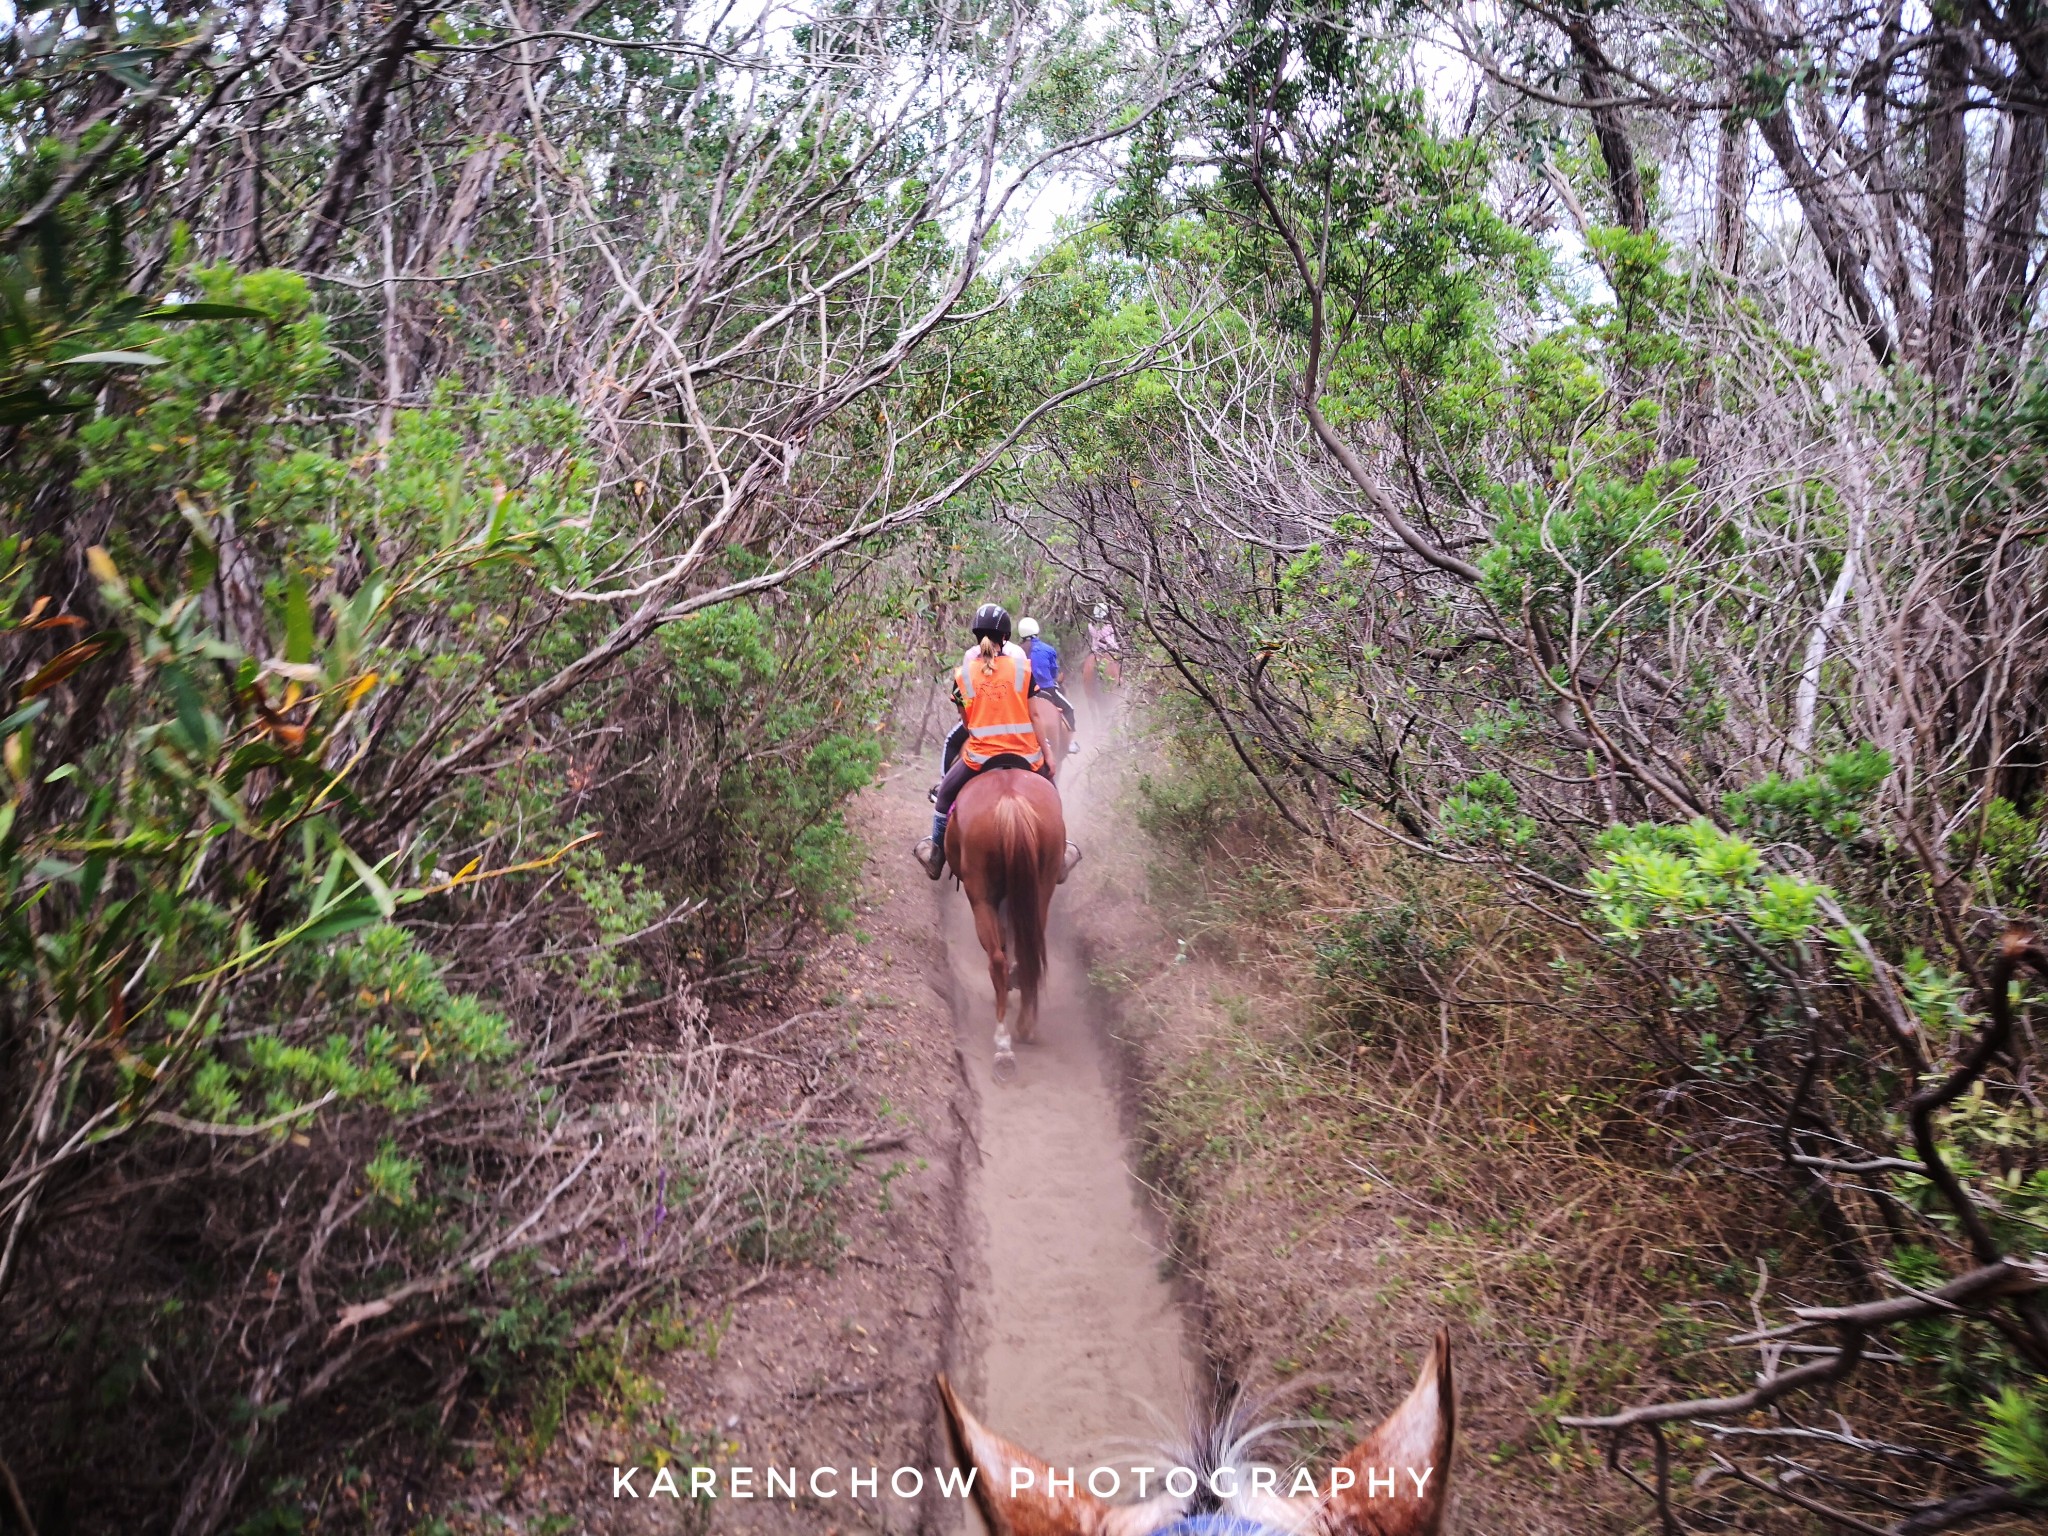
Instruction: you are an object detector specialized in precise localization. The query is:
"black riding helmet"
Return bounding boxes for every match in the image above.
[971,603,1011,643]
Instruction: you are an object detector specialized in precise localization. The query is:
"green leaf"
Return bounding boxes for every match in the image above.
[310,845,345,914]
[98,61,155,91]
[340,842,397,918]
[188,538,219,590]
[1981,1385,2048,1493]
[0,386,90,423]
[162,663,211,754]
[0,698,50,738]
[284,572,314,666]
[55,350,167,368]
[297,897,385,946]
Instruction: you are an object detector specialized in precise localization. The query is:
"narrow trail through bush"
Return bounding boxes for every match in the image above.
[926,733,1196,1499]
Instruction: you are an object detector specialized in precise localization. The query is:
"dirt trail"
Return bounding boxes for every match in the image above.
[930,728,1197,1500]
[595,720,1194,1536]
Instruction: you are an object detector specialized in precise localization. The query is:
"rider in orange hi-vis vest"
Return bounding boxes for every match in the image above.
[915,603,1079,882]
[958,641,1040,769]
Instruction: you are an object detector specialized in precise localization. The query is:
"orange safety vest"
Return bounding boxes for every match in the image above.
[956,644,1043,769]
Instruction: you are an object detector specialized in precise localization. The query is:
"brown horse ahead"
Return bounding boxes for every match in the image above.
[1029,694,1070,772]
[945,765,1064,1081]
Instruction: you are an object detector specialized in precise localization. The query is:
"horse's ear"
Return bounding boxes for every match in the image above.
[1318,1329,1455,1536]
[936,1375,1182,1536]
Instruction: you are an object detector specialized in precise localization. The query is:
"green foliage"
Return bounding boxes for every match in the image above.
[1970,796,2044,908]
[559,852,669,1002]
[1724,744,1891,846]
[1477,460,1692,629]
[735,1133,847,1266]
[0,229,267,426]
[365,1140,422,1208]
[0,269,573,1167]
[1897,949,1980,1045]
[0,239,890,1525]
[1438,772,1536,852]
[1586,819,1809,946]
[1981,1385,2048,1494]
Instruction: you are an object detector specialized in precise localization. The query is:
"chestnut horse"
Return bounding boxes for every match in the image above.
[1079,649,1121,711]
[1030,694,1070,773]
[940,1330,1454,1536]
[945,765,1064,1081]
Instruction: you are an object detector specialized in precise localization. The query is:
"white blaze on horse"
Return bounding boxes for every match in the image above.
[938,1331,1454,1536]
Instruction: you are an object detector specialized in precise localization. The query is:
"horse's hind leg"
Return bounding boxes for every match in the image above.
[1015,879,1056,1045]
[968,893,1016,1081]
[1011,912,1035,1045]
[996,898,1015,996]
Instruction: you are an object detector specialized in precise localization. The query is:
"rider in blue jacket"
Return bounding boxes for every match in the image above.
[1017,618,1078,749]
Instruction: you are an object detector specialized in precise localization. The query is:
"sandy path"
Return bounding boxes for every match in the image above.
[928,738,1196,1513]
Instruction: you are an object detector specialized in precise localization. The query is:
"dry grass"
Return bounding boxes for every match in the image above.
[1074,736,2029,1535]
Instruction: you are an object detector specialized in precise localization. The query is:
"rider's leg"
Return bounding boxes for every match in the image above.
[916,758,976,878]
[933,757,975,835]
[931,721,967,803]
[1045,686,1076,733]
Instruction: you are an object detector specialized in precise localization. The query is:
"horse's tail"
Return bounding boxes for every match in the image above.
[991,790,1047,1009]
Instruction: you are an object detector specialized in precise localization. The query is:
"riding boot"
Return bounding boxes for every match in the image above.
[913,810,949,880]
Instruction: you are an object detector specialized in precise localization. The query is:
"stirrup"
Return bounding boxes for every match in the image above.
[927,779,940,805]
[1067,739,1080,755]
[913,837,945,880]
[1058,840,1082,884]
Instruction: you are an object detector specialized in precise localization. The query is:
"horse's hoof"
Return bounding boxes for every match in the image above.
[992,1049,1017,1084]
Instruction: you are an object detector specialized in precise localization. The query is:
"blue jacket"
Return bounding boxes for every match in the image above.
[1024,639,1060,689]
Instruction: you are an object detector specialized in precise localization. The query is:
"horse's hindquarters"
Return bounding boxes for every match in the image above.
[948,769,1065,1073]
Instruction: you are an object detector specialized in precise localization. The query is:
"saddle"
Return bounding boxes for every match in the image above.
[929,753,1053,803]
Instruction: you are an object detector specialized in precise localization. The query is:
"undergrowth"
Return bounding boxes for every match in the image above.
[1103,703,2038,1534]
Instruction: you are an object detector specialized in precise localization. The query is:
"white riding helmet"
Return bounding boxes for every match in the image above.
[1016,617,1041,639]
[1091,603,1108,620]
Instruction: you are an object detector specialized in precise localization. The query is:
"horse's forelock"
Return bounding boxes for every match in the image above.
[1130,1389,1319,1528]
[1177,1388,1318,1487]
